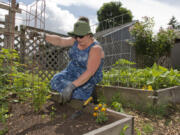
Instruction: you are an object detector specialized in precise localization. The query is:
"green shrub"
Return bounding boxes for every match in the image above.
[129,17,176,67]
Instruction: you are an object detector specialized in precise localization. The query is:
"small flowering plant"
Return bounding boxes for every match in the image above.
[93,103,108,124]
[142,85,153,91]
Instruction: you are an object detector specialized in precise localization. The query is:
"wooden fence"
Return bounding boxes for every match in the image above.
[0,25,70,80]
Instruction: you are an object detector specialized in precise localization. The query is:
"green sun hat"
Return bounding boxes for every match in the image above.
[68,21,93,36]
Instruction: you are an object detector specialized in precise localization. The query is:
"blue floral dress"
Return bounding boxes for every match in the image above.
[50,41,104,100]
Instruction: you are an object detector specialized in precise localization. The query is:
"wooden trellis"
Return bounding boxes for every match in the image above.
[0,0,65,81]
[20,26,70,80]
[0,24,70,81]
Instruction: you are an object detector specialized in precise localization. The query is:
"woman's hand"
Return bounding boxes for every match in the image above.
[61,83,76,103]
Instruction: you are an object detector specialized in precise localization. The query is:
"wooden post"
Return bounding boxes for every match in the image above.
[4,15,9,48]
[8,0,16,49]
[20,25,26,64]
[2,0,21,49]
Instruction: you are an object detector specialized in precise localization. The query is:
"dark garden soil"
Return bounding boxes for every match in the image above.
[0,100,117,135]
[1,100,180,135]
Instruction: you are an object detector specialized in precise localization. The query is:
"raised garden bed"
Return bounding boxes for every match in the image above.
[0,99,134,135]
[69,100,134,135]
[96,85,180,113]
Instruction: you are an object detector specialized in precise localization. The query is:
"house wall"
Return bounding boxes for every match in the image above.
[170,42,180,69]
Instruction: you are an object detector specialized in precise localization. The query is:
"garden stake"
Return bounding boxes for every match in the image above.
[70,96,93,119]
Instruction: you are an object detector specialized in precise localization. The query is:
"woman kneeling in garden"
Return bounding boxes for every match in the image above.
[45,17,104,104]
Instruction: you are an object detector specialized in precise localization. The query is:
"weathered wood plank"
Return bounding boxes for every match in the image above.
[0,27,20,34]
[0,3,21,13]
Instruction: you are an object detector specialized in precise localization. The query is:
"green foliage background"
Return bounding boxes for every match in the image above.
[129,17,176,67]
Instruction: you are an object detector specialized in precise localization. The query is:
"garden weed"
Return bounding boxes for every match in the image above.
[135,128,142,135]
[0,128,8,135]
[142,123,154,133]
[50,106,56,120]
[119,124,129,135]
[62,113,67,120]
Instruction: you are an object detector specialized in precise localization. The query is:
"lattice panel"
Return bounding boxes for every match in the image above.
[0,25,70,80]
[37,70,58,81]
[14,35,21,51]
[0,33,4,48]
[23,26,70,80]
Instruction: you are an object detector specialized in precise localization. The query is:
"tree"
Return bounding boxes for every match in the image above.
[129,17,176,67]
[129,17,155,64]
[96,1,133,32]
[168,16,180,29]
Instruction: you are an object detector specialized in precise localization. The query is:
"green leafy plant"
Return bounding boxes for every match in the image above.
[0,48,51,123]
[62,113,67,120]
[0,128,8,135]
[142,123,154,133]
[100,59,180,90]
[97,91,107,104]
[119,125,129,135]
[0,104,9,124]
[129,16,176,67]
[135,128,142,135]
[156,27,176,57]
[41,114,46,119]
[111,92,122,103]
[111,101,124,113]
[32,79,50,112]
[50,106,56,120]
[95,111,108,124]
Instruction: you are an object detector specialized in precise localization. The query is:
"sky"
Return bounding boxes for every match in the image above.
[0,0,180,35]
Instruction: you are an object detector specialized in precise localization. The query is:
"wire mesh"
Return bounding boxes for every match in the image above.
[92,15,137,88]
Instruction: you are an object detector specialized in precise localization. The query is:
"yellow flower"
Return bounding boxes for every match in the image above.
[142,85,146,90]
[148,85,153,91]
[93,112,98,117]
[94,106,99,111]
[98,104,102,108]
[101,107,106,112]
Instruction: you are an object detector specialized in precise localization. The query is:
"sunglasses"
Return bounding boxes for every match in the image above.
[74,35,85,39]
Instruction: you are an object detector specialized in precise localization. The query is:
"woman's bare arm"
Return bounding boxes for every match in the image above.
[72,45,104,87]
[45,34,75,47]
